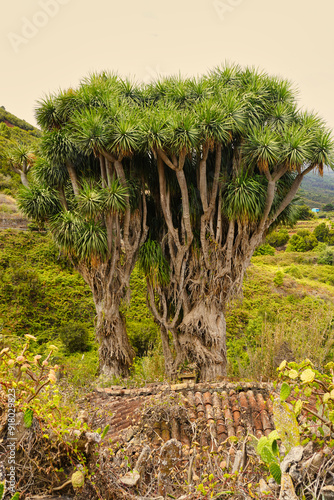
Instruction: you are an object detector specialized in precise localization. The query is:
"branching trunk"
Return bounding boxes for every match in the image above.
[79,262,135,377]
[177,302,227,381]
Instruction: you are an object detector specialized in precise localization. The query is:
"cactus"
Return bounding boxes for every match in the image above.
[273,399,300,453]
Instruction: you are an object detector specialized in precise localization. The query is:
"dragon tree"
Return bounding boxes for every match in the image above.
[139,66,334,380]
[19,66,334,381]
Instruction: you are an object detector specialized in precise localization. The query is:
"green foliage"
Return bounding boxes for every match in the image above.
[280,381,291,401]
[285,264,303,279]
[0,230,96,347]
[273,270,284,286]
[222,175,266,222]
[328,230,334,246]
[59,322,91,353]
[0,108,40,195]
[286,229,318,252]
[278,359,334,448]
[269,462,282,485]
[296,204,314,220]
[139,239,170,287]
[24,408,34,428]
[313,222,330,242]
[0,107,40,136]
[253,243,275,256]
[226,248,334,379]
[323,203,334,212]
[317,248,334,265]
[266,228,290,247]
[254,430,281,483]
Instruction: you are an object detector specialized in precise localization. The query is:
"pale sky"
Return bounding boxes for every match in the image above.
[1,0,334,130]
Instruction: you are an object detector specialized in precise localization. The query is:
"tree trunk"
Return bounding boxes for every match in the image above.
[175,302,227,381]
[79,262,135,378]
[95,298,134,378]
[20,171,29,188]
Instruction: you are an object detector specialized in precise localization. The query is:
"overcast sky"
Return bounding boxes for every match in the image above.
[1,0,334,130]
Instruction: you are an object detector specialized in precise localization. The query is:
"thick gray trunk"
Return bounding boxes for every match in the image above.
[174,302,227,381]
[95,300,134,378]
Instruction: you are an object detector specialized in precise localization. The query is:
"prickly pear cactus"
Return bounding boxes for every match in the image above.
[273,398,300,453]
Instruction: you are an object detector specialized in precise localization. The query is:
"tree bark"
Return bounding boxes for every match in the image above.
[20,171,29,188]
[80,263,135,377]
[176,302,227,380]
[95,295,134,377]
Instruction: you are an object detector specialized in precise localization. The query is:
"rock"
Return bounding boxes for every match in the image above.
[232,450,244,473]
[268,477,280,493]
[303,440,314,458]
[119,470,140,486]
[301,451,324,475]
[85,431,101,443]
[321,485,334,499]
[280,446,304,473]
[77,410,89,423]
[279,473,299,500]
[134,445,150,476]
[158,438,182,495]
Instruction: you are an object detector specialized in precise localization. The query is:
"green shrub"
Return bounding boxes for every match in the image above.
[253,243,275,256]
[0,122,10,138]
[323,203,334,212]
[318,248,334,265]
[273,271,284,287]
[313,222,329,242]
[327,230,334,246]
[296,204,314,220]
[285,264,303,279]
[266,228,290,247]
[286,230,318,252]
[59,322,91,353]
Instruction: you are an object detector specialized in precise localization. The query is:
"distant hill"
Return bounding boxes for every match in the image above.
[300,167,334,208]
[0,106,40,195]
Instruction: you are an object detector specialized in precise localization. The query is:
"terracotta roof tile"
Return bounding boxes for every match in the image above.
[89,382,275,446]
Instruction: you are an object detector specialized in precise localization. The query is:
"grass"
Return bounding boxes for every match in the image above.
[1,228,334,388]
[226,247,334,379]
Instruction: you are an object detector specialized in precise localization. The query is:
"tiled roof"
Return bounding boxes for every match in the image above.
[89,381,275,447]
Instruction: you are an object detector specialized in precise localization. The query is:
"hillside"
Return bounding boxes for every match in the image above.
[300,166,334,208]
[0,106,40,195]
[1,226,333,385]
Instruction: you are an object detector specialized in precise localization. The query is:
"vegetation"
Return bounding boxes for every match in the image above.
[17,65,334,382]
[0,107,40,195]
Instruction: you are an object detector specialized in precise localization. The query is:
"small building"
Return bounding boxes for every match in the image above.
[311,208,320,213]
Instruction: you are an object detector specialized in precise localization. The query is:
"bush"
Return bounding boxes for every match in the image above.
[313,222,329,242]
[296,204,314,220]
[328,230,334,246]
[318,248,334,265]
[59,322,91,353]
[273,271,284,287]
[253,243,275,256]
[266,228,290,247]
[285,264,303,279]
[323,203,334,212]
[286,230,318,252]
